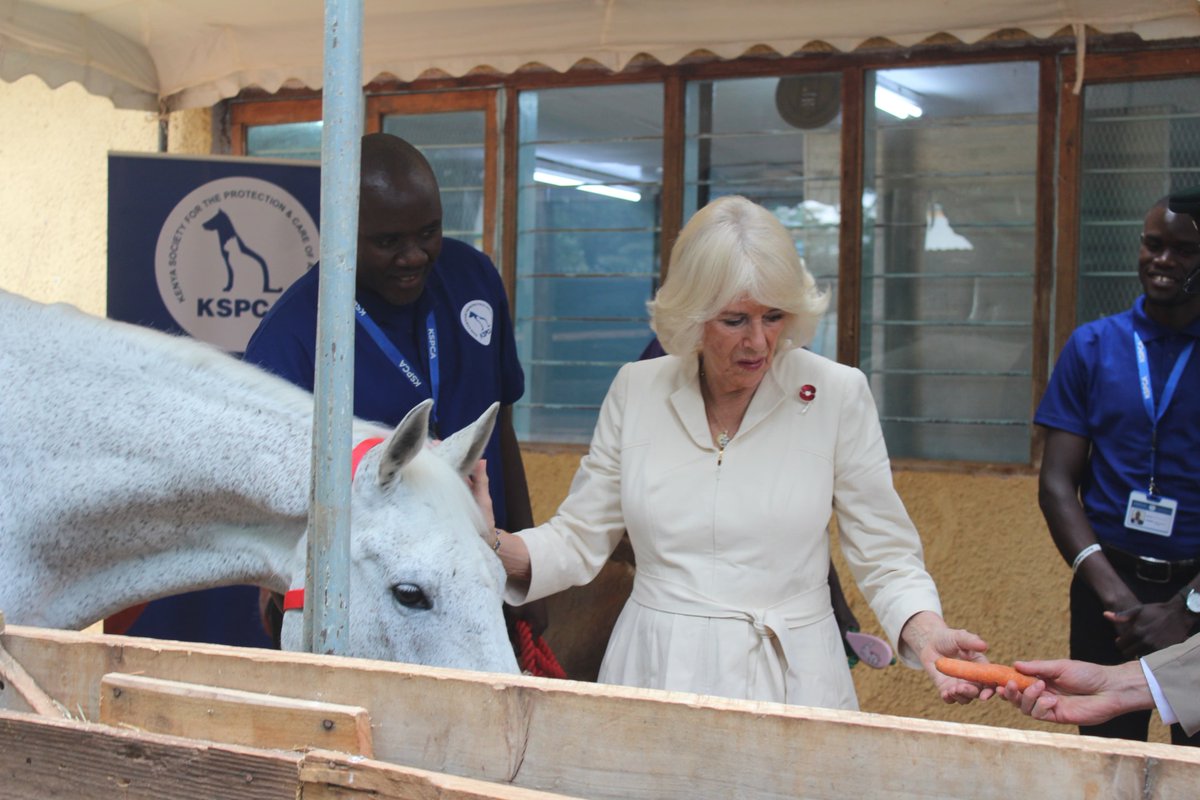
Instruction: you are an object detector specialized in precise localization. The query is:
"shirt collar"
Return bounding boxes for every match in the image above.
[1131,295,1200,342]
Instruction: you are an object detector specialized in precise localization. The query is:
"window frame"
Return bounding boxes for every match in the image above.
[221,38,1200,467]
[1054,47,1200,358]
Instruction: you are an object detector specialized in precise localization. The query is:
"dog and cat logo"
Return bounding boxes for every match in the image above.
[154,177,318,351]
[460,300,493,346]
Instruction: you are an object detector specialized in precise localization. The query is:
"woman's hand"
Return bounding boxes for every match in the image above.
[900,611,992,704]
[467,458,496,530]
[468,457,533,583]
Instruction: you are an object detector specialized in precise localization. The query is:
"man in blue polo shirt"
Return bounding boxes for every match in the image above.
[1035,193,1200,745]
[244,132,540,643]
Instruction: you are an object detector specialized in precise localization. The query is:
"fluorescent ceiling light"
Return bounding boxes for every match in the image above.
[533,169,583,187]
[534,168,641,202]
[875,84,923,120]
[578,184,642,202]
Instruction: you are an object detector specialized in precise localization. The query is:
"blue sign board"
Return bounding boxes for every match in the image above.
[106,153,321,646]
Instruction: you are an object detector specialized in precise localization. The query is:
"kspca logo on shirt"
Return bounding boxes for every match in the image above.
[460,300,494,345]
[154,177,318,351]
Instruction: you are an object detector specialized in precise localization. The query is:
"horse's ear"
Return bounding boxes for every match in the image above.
[377,399,433,489]
[435,402,499,477]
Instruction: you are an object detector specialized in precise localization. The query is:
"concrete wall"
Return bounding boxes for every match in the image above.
[0,75,210,315]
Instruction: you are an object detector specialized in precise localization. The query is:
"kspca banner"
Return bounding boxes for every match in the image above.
[108,153,320,352]
[105,152,320,648]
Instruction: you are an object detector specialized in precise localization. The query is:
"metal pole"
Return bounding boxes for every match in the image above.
[305,0,363,655]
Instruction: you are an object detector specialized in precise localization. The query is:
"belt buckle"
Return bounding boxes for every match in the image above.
[1135,555,1171,584]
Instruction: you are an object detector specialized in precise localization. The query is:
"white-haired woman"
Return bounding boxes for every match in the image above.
[489,195,990,709]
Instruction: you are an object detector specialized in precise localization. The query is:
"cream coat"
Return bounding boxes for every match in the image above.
[507,347,942,708]
[1144,632,1200,735]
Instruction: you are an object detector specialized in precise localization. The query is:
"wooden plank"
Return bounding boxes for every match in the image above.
[837,65,864,367]
[0,710,575,800]
[300,749,585,799]
[1029,53,1057,466]
[0,611,66,717]
[659,73,684,287]
[0,709,301,800]
[6,625,1200,800]
[1053,59,1083,360]
[500,84,519,304]
[99,672,374,756]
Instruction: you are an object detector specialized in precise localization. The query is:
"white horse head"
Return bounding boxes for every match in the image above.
[280,399,516,673]
[0,290,517,675]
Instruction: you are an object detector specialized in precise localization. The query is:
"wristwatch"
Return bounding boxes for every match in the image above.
[1181,587,1200,615]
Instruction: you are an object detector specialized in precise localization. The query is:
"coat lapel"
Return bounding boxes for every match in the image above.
[667,355,714,450]
[738,363,787,439]
[667,353,790,449]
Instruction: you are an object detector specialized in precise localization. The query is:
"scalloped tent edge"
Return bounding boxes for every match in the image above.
[2,0,1197,110]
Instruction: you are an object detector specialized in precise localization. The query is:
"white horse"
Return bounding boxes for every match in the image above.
[0,289,518,674]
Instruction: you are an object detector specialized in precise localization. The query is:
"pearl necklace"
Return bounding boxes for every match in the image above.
[711,409,732,450]
[700,364,733,451]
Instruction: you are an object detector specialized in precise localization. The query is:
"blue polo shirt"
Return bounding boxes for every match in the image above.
[1036,296,1200,560]
[243,237,525,527]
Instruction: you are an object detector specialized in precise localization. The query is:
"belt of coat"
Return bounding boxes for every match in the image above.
[630,571,832,701]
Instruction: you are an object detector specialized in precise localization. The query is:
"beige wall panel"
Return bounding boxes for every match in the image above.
[0,75,211,316]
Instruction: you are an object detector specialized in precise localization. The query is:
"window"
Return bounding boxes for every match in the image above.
[1077,76,1200,323]
[245,121,322,161]
[860,63,1040,462]
[225,40,1200,464]
[683,74,842,358]
[371,92,499,256]
[513,84,664,442]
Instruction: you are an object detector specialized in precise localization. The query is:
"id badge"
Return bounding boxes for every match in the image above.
[1124,491,1178,537]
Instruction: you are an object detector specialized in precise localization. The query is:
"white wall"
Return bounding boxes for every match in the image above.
[0,74,210,316]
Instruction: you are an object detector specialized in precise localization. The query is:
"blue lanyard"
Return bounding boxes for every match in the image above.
[355,303,440,433]
[1133,331,1194,496]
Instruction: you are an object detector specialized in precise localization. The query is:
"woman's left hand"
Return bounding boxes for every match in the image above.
[900,611,992,704]
[467,458,496,530]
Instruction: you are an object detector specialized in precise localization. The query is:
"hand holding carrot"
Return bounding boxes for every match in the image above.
[935,657,1037,691]
[996,658,1153,726]
[898,611,992,704]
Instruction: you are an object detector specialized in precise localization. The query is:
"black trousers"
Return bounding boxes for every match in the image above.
[1069,567,1200,745]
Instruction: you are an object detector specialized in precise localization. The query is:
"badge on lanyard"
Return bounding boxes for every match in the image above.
[1124,490,1177,537]
[355,302,441,435]
[1125,331,1193,537]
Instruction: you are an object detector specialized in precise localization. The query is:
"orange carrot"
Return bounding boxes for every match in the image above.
[935,657,1037,691]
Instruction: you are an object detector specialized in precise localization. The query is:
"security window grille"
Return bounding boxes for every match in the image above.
[381,111,488,252]
[683,75,842,359]
[861,63,1039,463]
[514,84,664,443]
[1077,77,1200,324]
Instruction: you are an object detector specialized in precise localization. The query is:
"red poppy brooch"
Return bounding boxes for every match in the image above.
[799,384,816,412]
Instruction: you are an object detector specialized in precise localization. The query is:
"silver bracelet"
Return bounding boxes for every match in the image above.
[1071,543,1102,573]
[492,529,502,552]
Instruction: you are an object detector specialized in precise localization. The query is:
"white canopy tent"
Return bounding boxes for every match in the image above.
[2,0,1197,111]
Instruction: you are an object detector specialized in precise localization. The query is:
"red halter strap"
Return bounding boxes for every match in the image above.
[351,437,385,478]
[283,437,385,613]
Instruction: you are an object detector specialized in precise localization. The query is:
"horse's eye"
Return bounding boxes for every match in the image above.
[391,583,431,610]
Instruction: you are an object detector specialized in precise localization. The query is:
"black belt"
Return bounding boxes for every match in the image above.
[1101,545,1200,584]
